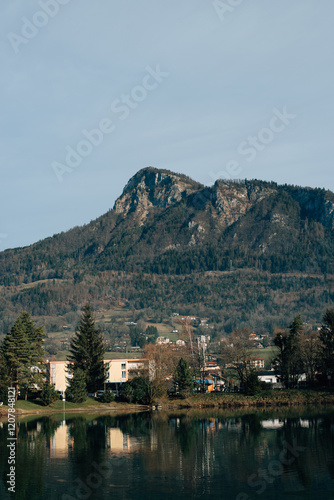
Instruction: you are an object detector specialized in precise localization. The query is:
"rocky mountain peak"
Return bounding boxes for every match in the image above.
[113,167,203,222]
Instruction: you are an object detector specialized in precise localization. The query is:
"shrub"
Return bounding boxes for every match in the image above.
[121,377,151,404]
[99,390,115,403]
[244,370,262,396]
[40,382,59,406]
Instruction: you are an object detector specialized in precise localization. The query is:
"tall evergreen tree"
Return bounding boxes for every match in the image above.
[174,357,193,396]
[19,312,45,396]
[67,304,107,393]
[1,315,33,398]
[319,308,334,382]
[274,314,303,388]
[0,356,11,404]
[19,312,45,364]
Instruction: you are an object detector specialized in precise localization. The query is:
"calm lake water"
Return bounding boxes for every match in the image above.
[0,407,334,500]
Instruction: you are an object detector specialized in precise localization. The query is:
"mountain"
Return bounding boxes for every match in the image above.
[0,167,334,334]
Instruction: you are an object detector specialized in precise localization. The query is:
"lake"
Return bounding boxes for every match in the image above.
[0,407,334,499]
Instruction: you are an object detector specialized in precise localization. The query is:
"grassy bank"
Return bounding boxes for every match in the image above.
[1,390,334,417]
[0,397,149,417]
[163,389,334,409]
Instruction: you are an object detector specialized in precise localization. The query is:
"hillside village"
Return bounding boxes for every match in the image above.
[2,303,332,407]
[42,310,275,397]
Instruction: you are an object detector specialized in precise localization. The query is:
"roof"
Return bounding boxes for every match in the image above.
[195,379,214,385]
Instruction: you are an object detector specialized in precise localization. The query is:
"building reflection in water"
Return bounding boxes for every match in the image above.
[48,420,151,457]
[49,422,73,459]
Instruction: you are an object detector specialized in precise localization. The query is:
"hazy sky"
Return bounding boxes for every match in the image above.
[1,0,333,250]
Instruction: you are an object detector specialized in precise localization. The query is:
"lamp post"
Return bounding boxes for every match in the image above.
[62,397,66,422]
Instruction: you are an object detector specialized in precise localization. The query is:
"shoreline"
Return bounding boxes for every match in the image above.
[0,402,150,419]
[163,389,334,409]
[1,389,334,417]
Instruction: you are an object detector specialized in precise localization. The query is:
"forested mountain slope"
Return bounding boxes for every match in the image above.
[0,167,333,333]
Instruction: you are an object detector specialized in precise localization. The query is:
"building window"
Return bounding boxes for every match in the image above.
[121,363,126,369]
[121,371,126,379]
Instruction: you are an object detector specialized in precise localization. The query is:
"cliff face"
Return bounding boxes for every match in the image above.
[114,168,334,235]
[105,169,334,270]
[210,180,276,227]
[114,167,202,223]
[113,168,277,229]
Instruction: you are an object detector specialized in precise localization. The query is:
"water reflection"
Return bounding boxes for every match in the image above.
[0,408,333,499]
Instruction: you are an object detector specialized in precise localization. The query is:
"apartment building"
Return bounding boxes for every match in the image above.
[46,358,150,395]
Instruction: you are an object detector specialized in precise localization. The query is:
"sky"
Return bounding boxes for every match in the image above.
[1,0,333,251]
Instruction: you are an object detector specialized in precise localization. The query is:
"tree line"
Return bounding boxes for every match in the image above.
[1,305,334,405]
[273,310,334,388]
[0,304,199,405]
[220,308,334,392]
[0,305,109,404]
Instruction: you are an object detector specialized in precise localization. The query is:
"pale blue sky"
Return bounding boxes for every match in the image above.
[1,0,333,250]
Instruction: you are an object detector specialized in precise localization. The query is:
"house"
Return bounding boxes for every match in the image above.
[130,346,141,352]
[257,371,280,385]
[203,360,221,375]
[45,358,151,396]
[249,333,260,341]
[156,337,170,344]
[198,335,210,343]
[195,378,215,393]
[207,373,225,391]
[223,358,265,371]
[249,358,265,369]
[258,370,307,389]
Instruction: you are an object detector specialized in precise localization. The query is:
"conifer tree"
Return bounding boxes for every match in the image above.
[19,312,45,396]
[0,356,11,404]
[1,317,31,398]
[67,304,107,393]
[274,314,303,388]
[0,312,45,399]
[174,357,193,396]
[66,368,87,403]
[319,308,334,381]
[40,381,59,406]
